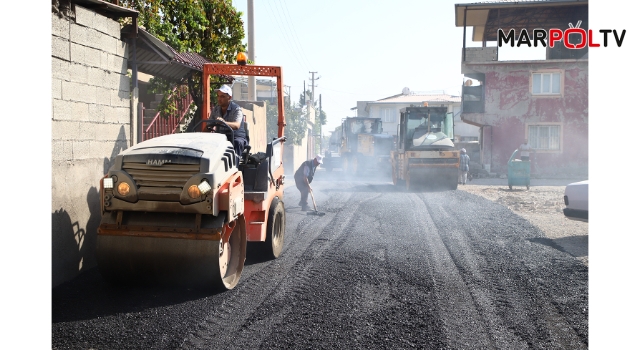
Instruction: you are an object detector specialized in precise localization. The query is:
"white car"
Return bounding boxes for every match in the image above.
[563,180,588,222]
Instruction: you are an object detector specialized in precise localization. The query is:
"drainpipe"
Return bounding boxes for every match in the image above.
[490,125,493,173]
[128,16,139,146]
[479,126,484,166]
[463,7,467,62]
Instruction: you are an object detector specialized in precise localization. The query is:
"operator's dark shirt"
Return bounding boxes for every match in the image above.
[209,101,247,157]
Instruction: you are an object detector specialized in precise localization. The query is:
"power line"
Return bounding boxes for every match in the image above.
[263,0,306,71]
[269,0,311,71]
[276,0,312,68]
[315,87,361,95]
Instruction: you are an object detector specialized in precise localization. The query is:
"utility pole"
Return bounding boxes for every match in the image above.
[247,0,256,101]
[309,71,320,104]
[319,94,322,152]
[284,85,291,106]
[308,72,319,158]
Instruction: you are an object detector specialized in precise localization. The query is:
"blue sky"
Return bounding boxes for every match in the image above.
[231,0,476,133]
[231,0,551,134]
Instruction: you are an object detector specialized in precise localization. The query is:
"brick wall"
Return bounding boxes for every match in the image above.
[51,5,130,287]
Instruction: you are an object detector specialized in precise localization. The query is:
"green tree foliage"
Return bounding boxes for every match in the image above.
[266,102,306,146]
[297,89,327,151]
[298,90,326,126]
[121,0,245,61]
[120,0,246,127]
[266,90,328,146]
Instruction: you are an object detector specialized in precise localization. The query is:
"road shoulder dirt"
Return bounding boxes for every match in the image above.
[459,178,588,266]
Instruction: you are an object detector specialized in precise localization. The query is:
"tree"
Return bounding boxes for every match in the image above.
[120,0,247,127]
[121,0,245,62]
[298,89,327,126]
[296,90,327,152]
[266,102,306,146]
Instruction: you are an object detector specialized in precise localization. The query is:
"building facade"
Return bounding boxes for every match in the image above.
[455,0,588,176]
[356,88,480,142]
[231,77,290,105]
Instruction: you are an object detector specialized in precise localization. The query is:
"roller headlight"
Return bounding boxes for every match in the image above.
[103,177,113,189]
[188,181,212,199]
[188,185,202,199]
[198,181,212,195]
[117,182,130,196]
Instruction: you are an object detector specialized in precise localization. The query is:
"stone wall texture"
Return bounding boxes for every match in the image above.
[51,5,130,287]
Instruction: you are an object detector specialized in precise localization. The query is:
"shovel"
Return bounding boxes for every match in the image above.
[306,185,325,216]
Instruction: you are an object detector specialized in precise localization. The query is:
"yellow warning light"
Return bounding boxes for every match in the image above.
[423,102,429,107]
[236,52,247,66]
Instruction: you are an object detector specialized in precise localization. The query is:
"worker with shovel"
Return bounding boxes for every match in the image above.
[294,155,323,211]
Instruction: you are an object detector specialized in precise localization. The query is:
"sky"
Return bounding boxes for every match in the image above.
[2,1,638,347]
[231,0,473,134]
[231,0,548,135]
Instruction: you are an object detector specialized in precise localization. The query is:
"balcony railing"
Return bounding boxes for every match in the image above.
[140,86,193,141]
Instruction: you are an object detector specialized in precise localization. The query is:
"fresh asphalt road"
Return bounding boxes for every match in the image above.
[52,169,588,349]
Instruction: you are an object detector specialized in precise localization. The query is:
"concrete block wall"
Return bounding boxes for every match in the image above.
[284,143,309,177]
[51,5,130,287]
[236,101,268,153]
[463,47,498,63]
[283,107,315,176]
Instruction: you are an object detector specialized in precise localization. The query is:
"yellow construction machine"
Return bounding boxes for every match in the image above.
[323,117,394,175]
[391,106,459,190]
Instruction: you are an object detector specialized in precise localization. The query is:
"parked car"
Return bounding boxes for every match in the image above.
[563,180,588,222]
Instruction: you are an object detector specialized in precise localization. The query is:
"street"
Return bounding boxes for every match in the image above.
[52,169,588,349]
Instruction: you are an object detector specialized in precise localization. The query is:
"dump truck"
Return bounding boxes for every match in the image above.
[321,126,342,172]
[96,61,287,290]
[323,117,394,175]
[391,106,459,190]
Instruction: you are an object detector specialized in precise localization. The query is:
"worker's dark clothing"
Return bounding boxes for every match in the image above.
[294,159,318,209]
[210,101,247,159]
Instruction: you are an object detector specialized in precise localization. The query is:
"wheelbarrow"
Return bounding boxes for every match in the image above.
[507,149,530,190]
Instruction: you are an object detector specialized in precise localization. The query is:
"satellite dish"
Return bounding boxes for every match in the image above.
[402,87,410,95]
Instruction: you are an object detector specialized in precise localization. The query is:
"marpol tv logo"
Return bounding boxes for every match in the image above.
[498,21,626,49]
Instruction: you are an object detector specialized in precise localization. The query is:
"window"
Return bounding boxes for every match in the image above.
[382,108,395,123]
[531,71,562,95]
[528,124,561,151]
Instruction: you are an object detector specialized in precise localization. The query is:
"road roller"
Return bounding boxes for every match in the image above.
[391,106,460,191]
[96,62,287,290]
